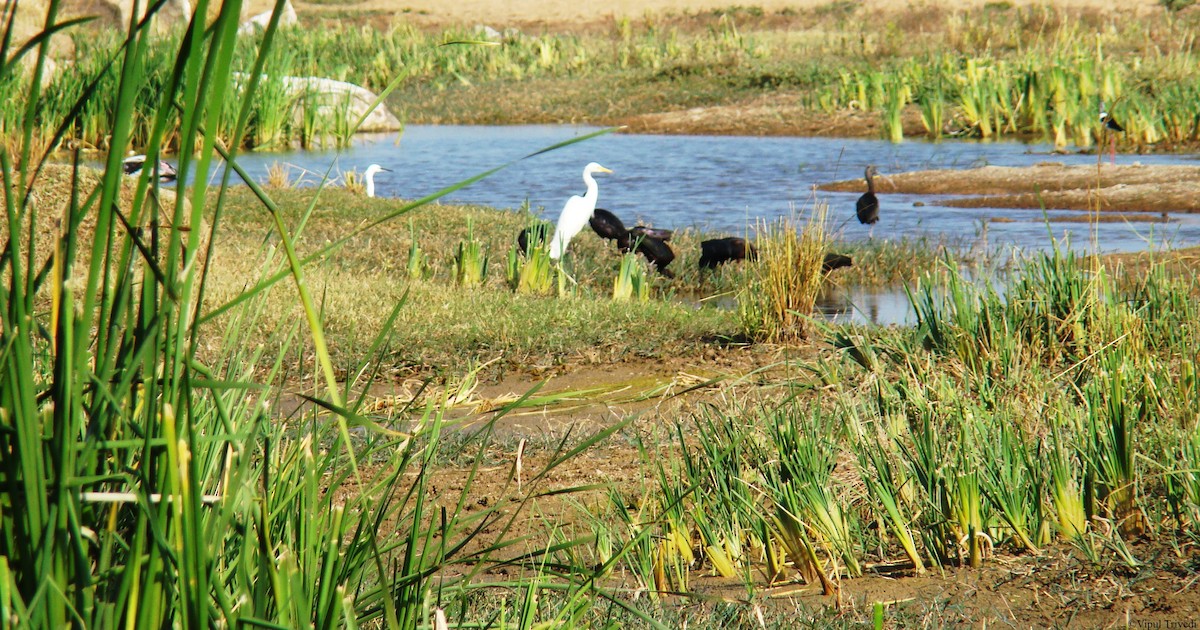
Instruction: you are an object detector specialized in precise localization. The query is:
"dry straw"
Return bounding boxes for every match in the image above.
[738,201,832,342]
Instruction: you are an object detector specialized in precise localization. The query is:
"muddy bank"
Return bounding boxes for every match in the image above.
[819,163,1200,214]
[616,95,926,138]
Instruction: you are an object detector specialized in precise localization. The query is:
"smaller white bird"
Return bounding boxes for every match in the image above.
[362,163,391,198]
[122,155,177,182]
[549,162,613,260]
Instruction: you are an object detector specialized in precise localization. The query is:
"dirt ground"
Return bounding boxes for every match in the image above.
[331,336,1200,628]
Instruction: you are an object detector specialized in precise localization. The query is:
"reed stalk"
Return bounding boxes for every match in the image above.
[738,203,830,342]
[612,251,649,302]
[453,217,488,287]
[0,5,628,626]
[407,218,430,280]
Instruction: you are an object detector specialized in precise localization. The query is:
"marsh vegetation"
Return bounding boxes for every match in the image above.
[4,2,1200,629]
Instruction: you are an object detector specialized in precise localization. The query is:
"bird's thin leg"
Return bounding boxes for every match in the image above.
[1110,135,1117,164]
[555,262,578,287]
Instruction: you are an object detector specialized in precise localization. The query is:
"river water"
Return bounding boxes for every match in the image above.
[201,124,1200,325]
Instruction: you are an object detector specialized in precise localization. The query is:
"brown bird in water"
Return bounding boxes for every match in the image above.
[856,165,880,236]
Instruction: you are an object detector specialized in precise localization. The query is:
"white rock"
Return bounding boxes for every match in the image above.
[239,0,298,35]
[101,0,193,32]
[232,73,402,133]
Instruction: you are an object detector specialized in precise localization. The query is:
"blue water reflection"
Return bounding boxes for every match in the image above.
[204,125,1200,256]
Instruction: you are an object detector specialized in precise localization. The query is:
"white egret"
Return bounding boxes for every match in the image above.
[363,163,391,198]
[122,155,177,182]
[549,162,612,260]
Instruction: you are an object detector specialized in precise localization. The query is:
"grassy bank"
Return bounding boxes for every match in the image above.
[5,163,953,379]
[202,185,963,377]
[564,246,1200,626]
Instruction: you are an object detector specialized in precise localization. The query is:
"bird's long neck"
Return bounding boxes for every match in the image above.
[366,174,375,198]
[582,172,599,207]
[865,170,875,194]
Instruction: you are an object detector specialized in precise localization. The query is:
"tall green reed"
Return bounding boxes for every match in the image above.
[454,217,488,287]
[1,3,626,627]
[612,251,649,302]
[505,221,553,295]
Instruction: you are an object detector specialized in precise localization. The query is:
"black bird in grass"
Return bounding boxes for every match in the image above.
[516,221,553,255]
[856,165,880,235]
[589,208,676,277]
[699,237,756,269]
[630,231,676,278]
[122,155,177,182]
[698,236,852,274]
[589,208,631,251]
[629,225,673,242]
[821,252,853,273]
[592,209,676,250]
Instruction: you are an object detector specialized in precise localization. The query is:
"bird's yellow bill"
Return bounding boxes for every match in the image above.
[597,166,614,174]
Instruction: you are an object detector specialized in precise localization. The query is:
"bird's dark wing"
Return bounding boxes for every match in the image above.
[856,193,880,225]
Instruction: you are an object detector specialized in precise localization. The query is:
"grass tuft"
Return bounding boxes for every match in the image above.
[738,202,832,341]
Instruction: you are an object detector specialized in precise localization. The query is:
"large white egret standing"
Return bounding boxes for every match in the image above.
[549,162,612,260]
[363,163,391,198]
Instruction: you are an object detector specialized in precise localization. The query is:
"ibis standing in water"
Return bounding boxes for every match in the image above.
[362,163,391,198]
[122,155,177,182]
[549,162,612,260]
[856,165,880,237]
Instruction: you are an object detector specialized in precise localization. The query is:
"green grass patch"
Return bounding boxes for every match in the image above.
[202,186,953,376]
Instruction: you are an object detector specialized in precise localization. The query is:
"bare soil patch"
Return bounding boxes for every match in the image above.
[401,352,1200,629]
[615,95,927,138]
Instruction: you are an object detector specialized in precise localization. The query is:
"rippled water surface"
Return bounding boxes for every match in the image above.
[205,124,1200,255]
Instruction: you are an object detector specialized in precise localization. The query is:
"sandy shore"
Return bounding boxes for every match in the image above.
[820,163,1200,213]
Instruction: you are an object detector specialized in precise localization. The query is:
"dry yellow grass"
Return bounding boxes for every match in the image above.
[1,164,198,277]
[285,0,1164,27]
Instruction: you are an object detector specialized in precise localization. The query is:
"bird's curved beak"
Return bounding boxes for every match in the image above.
[381,167,393,172]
